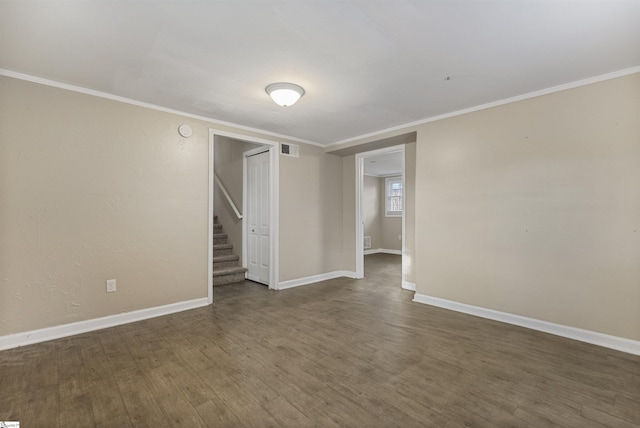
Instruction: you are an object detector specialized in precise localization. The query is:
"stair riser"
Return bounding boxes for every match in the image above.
[213,225,223,233]
[214,248,233,256]
[213,272,246,286]
[214,260,240,269]
[213,237,228,245]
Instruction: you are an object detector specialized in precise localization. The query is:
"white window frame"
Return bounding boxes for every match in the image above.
[385,176,403,217]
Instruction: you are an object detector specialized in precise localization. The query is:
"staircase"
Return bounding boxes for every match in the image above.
[213,216,247,286]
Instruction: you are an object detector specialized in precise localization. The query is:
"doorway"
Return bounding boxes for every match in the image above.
[208,129,280,303]
[355,145,405,284]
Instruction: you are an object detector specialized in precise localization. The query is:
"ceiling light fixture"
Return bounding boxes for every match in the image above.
[265,82,305,107]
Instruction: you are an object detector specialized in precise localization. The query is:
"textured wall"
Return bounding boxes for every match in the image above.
[379,176,402,251]
[415,73,640,341]
[341,156,357,273]
[0,76,210,335]
[279,143,344,281]
[363,175,381,249]
[404,142,416,285]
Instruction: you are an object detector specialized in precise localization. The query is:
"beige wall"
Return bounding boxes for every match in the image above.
[415,73,640,341]
[380,215,402,251]
[341,156,357,273]
[379,176,402,251]
[279,143,345,281]
[404,142,416,285]
[363,175,382,249]
[0,76,211,336]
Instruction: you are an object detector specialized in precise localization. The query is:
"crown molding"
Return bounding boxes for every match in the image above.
[4,65,638,151]
[327,65,640,148]
[0,68,324,148]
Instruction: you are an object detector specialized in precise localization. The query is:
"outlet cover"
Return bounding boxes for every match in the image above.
[106,279,117,293]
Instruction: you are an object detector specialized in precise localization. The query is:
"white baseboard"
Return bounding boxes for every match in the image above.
[0,298,209,351]
[364,248,402,255]
[278,270,357,290]
[412,293,640,356]
[402,281,416,291]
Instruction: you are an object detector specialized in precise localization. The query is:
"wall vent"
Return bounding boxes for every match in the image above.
[280,143,299,158]
[364,236,372,249]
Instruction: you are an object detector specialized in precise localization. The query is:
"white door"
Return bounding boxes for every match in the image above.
[246,150,270,285]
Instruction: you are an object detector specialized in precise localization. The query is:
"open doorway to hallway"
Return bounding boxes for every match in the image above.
[356,145,405,284]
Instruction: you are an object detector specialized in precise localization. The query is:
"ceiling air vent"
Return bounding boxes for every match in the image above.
[280,143,299,158]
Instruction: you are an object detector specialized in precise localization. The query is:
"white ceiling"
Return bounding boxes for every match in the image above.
[363,151,403,177]
[1,1,639,146]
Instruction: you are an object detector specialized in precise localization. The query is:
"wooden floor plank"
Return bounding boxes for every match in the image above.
[20,385,59,428]
[197,368,281,427]
[116,368,170,427]
[89,377,134,428]
[143,365,208,427]
[194,399,243,427]
[58,392,97,428]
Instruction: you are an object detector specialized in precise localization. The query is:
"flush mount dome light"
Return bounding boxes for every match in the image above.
[265,82,305,107]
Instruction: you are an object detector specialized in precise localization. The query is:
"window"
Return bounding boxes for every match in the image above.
[385,176,403,217]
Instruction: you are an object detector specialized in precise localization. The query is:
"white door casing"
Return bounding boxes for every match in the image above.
[246,150,270,285]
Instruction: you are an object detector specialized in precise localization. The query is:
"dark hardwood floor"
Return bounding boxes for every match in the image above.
[1,253,639,427]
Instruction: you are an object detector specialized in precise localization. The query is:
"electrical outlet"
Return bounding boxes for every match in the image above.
[106,279,117,293]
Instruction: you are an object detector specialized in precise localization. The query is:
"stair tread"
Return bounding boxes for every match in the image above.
[213,266,248,276]
[213,233,228,238]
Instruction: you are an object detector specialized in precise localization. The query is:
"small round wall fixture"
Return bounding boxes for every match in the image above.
[265,82,305,107]
[178,124,193,138]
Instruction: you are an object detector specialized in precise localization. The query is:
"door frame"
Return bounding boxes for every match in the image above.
[355,145,406,283]
[208,129,280,303]
[243,145,272,286]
